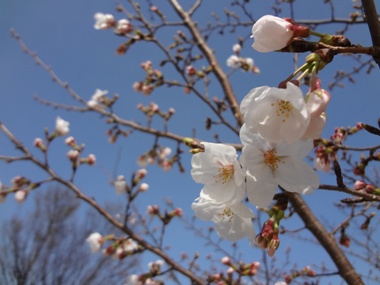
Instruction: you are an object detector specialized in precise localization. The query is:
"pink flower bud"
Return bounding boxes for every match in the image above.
[232,43,241,54]
[87,154,96,165]
[67,150,80,161]
[173,208,183,217]
[14,190,28,203]
[34,138,46,151]
[221,256,231,265]
[147,204,160,215]
[227,267,234,275]
[354,180,366,190]
[138,183,149,192]
[136,168,148,179]
[65,136,76,146]
[186,65,196,76]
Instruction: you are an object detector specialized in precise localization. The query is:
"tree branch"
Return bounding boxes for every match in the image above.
[361,0,380,66]
[168,0,244,127]
[285,192,364,285]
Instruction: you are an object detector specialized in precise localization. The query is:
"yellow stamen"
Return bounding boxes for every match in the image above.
[264,148,283,170]
[219,207,234,222]
[271,100,294,123]
[213,163,234,184]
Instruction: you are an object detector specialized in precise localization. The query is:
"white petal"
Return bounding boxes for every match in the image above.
[245,167,278,208]
[276,158,320,194]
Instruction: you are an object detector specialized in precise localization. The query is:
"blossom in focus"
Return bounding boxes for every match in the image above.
[251,15,310,52]
[86,232,103,253]
[55,117,70,136]
[191,142,245,203]
[87,89,108,109]
[191,197,256,246]
[240,82,309,144]
[240,127,319,208]
[94,13,115,30]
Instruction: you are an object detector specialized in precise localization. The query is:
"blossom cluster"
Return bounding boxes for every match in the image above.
[190,15,332,248]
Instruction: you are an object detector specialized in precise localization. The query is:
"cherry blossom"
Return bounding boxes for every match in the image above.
[115,19,134,35]
[302,87,330,139]
[240,82,309,144]
[251,15,310,52]
[86,232,103,253]
[191,142,245,203]
[94,13,115,30]
[226,55,240,69]
[14,190,28,203]
[191,197,255,245]
[87,89,108,109]
[55,117,70,136]
[114,175,127,194]
[240,127,319,208]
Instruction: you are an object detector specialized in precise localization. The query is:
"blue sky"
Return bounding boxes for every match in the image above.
[1,1,380,284]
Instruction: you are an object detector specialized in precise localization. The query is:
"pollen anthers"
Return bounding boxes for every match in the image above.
[219,207,234,222]
[271,100,294,123]
[213,163,234,184]
[264,148,283,170]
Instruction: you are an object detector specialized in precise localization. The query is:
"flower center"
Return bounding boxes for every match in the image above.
[264,148,282,170]
[271,100,294,123]
[219,207,234,222]
[213,164,234,184]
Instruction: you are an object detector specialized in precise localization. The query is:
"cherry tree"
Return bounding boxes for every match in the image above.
[1,0,380,284]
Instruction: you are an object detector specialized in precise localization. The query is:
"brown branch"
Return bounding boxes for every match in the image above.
[168,0,244,127]
[285,192,364,285]
[0,122,207,285]
[362,0,380,66]
[319,184,380,202]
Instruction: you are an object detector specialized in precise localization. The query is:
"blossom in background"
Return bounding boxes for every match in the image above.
[192,197,255,246]
[86,232,103,253]
[115,19,134,35]
[55,117,70,136]
[191,142,245,202]
[251,15,309,52]
[114,175,127,194]
[114,238,138,259]
[240,127,319,208]
[240,82,309,144]
[14,190,28,203]
[94,13,115,30]
[226,55,240,69]
[87,89,108,109]
[232,43,241,54]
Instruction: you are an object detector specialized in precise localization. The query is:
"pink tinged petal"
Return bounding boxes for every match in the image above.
[303,113,327,140]
[275,158,319,194]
